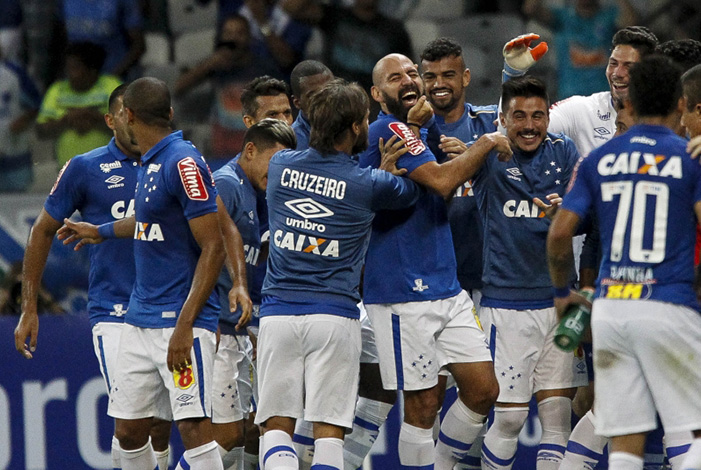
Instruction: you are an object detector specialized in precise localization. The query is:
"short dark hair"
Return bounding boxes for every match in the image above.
[309,79,369,154]
[657,39,701,72]
[123,77,172,128]
[611,26,658,57]
[240,76,290,117]
[108,83,129,113]
[629,55,683,118]
[420,37,463,63]
[65,41,107,72]
[290,60,333,98]
[682,64,701,111]
[243,118,297,151]
[501,76,549,111]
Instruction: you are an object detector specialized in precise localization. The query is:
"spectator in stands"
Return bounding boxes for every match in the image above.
[20,0,65,91]
[174,15,285,160]
[523,0,638,99]
[60,0,145,78]
[0,43,42,192]
[0,0,23,63]
[36,42,121,167]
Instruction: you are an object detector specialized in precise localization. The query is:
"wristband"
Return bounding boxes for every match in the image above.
[502,61,526,82]
[97,222,117,239]
[553,286,570,299]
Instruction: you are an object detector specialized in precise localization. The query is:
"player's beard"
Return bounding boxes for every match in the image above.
[352,124,369,155]
[381,83,421,123]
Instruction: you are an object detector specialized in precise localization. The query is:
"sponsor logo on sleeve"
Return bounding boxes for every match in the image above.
[177,157,209,201]
[388,122,426,155]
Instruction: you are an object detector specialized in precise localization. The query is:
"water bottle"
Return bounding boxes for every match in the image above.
[554,288,595,351]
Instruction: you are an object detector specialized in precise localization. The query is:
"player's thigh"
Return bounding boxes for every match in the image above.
[303,315,361,429]
[359,302,380,365]
[235,335,256,418]
[212,333,247,424]
[91,321,124,394]
[437,290,491,367]
[592,300,656,437]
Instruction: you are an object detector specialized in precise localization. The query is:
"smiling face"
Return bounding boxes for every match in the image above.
[606,45,642,102]
[500,96,549,153]
[372,54,424,122]
[421,54,470,116]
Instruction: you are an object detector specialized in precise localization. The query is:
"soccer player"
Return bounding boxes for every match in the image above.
[255,78,423,470]
[547,54,701,470]
[360,52,514,470]
[14,84,172,470]
[290,60,333,150]
[474,76,586,470]
[213,119,297,470]
[682,64,701,140]
[59,77,225,470]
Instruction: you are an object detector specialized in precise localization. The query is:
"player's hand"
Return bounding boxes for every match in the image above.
[688,135,701,160]
[533,193,563,220]
[14,312,39,359]
[58,218,103,250]
[555,288,593,318]
[379,135,409,176]
[167,324,194,372]
[503,33,549,74]
[483,132,513,161]
[406,96,433,128]
[248,329,258,362]
[439,135,468,159]
[229,284,253,331]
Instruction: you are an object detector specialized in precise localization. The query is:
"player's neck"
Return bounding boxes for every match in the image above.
[637,114,680,131]
[134,127,173,156]
[437,100,465,124]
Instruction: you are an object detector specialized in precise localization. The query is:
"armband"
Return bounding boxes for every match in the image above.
[97,222,117,239]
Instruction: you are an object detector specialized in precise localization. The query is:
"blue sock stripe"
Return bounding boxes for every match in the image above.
[97,335,111,393]
[193,337,206,415]
[489,324,497,362]
[178,455,191,470]
[565,440,604,461]
[392,314,404,389]
[458,454,482,466]
[482,444,516,467]
[666,444,691,458]
[438,430,472,451]
[264,445,296,465]
[354,416,380,432]
[310,465,340,470]
[539,443,566,454]
[292,433,315,446]
[401,465,434,469]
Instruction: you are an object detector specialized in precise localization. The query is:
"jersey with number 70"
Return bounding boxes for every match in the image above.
[562,123,701,312]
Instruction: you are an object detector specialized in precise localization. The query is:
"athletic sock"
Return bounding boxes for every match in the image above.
[398,422,435,469]
[679,437,701,470]
[537,397,572,470]
[609,452,644,470]
[261,430,298,470]
[481,407,529,470]
[455,423,486,470]
[343,398,393,470]
[112,435,122,469]
[644,424,665,469]
[178,441,223,470]
[311,437,344,470]
[121,438,157,470]
[434,398,486,470]
[218,444,244,470]
[154,447,170,470]
[293,419,315,470]
[666,430,693,470]
[558,410,606,470]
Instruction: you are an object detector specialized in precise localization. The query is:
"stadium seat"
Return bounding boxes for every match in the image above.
[167,0,218,35]
[173,28,216,67]
[140,32,171,67]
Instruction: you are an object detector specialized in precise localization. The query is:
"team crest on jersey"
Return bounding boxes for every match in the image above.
[99,161,122,173]
[178,157,209,201]
[50,160,71,195]
[388,122,426,155]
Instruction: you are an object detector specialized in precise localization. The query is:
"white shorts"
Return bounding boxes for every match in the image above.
[212,333,247,424]
[91,322,123,395]
[107,325,216,422]
[367,290,492,391]
[359,302,380,364]
[255,314,361,429]
[481,306,588,403]
[592,299,701,437]
[235,334,257,416]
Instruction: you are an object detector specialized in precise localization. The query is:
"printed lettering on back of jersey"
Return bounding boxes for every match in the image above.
[388,122,426,155]
[177,157,209,200]
[50,160,71,195]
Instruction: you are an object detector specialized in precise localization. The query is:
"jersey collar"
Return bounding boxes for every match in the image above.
[141,130,183,163]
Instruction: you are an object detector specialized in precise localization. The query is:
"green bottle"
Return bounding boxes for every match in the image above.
[554,288,595,351]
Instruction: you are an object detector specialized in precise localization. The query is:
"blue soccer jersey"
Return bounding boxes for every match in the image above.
[562,124,701,311]
[292,112,311,151]
[261,147,422,319]
[437,103,499,291]
[127,131,220,331]
[213,160,261,335]
[44,139,139,326]
[474,133,579,309]
[358,112,461,304]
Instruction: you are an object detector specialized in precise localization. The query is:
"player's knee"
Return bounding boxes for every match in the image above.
[492,407,530,438]
[458,376,499,415]
[149,418,172,452]
[115,421,151,450]
[213,421,245,450]
[403,388,441,427]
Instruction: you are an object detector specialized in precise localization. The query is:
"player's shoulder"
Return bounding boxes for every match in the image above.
[543,131,575,149]
[465,102,499,117]
[551,91,610,112]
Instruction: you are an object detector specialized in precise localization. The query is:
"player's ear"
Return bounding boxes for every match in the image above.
[104,113,114,130]
[370,86,382,104]
[243,115,255,128]
[169,107,174,121]
[243,141,256,160]
[499,112,506,128]
[463,68,471,88]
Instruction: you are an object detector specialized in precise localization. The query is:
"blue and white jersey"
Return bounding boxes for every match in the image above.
[437,103,498,291]
[359,112,461,304]
[127,131,220,332]
[262,147,422,319]
[44,138,138,326]
[474,132,579,309]
[563,124,701,311]
[292,111,311,150]
[213,160,261,335]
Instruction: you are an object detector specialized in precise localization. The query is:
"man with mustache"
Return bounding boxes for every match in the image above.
[359,53,512,470]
